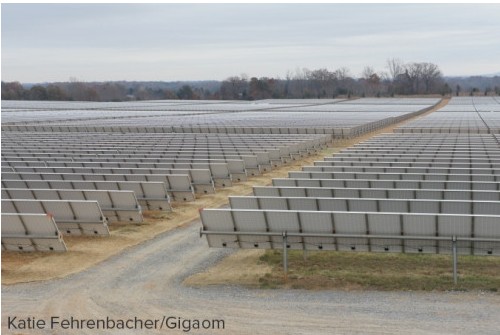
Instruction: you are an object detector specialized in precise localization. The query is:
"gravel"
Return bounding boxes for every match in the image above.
[2,220,500,335]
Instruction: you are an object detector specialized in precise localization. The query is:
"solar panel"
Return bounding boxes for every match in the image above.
[2,199,109,236]
[1,213,67,252]
[2,188,143,223]
[1,179,171,211]
[200,209,500,255]
[229,196,500,215]
[1,172,195,201]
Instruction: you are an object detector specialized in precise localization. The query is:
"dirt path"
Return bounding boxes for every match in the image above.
[3,219,500,335]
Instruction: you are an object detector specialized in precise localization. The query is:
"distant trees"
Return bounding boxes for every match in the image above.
[1,81,69,100]
[46,85,68,100]
[220,75,248,100]
[1,81,25,100]
[176,85,196,99]
[249,77,276,99]
[98,82,127,101]
[0,80,222,102]
[447,76,500,97]
[219,75,281,100]
[3,60,499,102]
[387,61,445,95]
[360,66,381,96]
[307,68,337,98]
[386,58,405,82]
[28,85,49,100]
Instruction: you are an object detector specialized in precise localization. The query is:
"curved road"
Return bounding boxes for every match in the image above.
[2,220,500,335]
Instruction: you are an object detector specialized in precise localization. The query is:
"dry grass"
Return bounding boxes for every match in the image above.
[257,250,500,292]
[184,249,272,287]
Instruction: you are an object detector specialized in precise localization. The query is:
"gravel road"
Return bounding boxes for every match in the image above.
[2,219,500,335]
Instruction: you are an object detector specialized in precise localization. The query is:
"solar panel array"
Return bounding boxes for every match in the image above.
[2,98,440,138]
[1,98,442,252]
[201,129,500,257]
[396,97,500,134]
[1,100,260,123]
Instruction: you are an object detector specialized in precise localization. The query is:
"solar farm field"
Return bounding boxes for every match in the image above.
[2,97,500,335]
[1,98,440,252]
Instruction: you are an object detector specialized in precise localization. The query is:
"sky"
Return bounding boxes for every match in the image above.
[2,3,500,83]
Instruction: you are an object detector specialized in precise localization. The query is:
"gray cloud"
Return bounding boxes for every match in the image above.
[2,4,500,82]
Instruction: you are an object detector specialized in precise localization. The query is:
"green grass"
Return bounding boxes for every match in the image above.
[258,250,500,292]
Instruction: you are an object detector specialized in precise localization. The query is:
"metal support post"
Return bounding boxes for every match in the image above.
[283,231,288,282]
[452,236,458,285]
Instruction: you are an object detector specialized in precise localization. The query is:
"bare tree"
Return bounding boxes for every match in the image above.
[220,76,248,100]
[309,68,335,98]
[361,66,375,80]
[361,66,382,96]
[334,67,351,81]
[386,58,405,81]
[333,67,352,97]
[288,67,310,98]
[420,62,442,93]
[402,62,443,95]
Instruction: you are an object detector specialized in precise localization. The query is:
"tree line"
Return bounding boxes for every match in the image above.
[1,80,216,101]
[3,59,500,101]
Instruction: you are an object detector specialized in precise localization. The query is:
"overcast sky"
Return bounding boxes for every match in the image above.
[2,3,500,83]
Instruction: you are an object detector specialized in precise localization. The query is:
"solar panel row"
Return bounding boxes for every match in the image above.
[2,188,143,223]
[2,98,440,139]
[201,209,498,255]
[1,213,67,252]
[2,199,109,236]
[396,97,500,133]
[200,124,500,258]
[2,179,171,211]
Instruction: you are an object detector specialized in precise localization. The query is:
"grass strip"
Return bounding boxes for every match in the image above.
[258,250,500,292]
